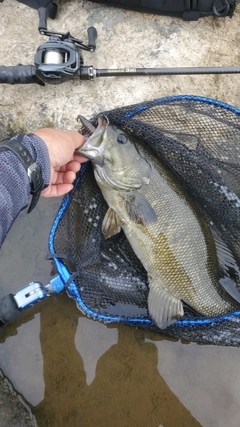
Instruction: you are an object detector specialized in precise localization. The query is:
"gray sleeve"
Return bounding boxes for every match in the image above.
[0,133,51,247]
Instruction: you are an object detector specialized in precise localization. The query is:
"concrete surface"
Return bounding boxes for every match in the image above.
[0,1,239,426]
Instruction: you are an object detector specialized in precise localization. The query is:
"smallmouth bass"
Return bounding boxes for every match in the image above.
[77,115,240,329]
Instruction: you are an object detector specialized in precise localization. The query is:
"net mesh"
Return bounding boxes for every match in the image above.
[49,95,240,346]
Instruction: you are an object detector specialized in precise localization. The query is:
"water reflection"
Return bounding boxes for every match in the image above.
[0,311,44,406]
[3,283,240,427]
[21,294,201,427]
[0,293,202,427]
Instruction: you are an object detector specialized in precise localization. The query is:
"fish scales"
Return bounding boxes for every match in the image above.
[99,146,238,317]
[77,116,240,329]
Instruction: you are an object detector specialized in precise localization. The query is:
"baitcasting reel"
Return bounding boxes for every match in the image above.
[34,7,97,84]
[0,5,98,85]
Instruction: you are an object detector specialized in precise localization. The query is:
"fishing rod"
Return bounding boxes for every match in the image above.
[0,6,240,86]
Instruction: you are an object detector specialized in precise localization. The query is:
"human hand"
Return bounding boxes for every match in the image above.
[33,128,87,197]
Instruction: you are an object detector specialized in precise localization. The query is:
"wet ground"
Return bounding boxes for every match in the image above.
[0,0,240,426]
[0,367,36,427]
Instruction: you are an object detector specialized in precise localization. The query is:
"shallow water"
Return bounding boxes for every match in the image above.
[1,198,240,426]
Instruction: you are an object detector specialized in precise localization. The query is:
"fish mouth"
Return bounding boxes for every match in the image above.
[76,115,108,166]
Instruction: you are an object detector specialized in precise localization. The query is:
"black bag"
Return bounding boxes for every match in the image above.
[88,0,239,20]
[17,0,58,19]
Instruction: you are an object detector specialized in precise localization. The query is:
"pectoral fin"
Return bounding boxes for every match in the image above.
[124,191,157,225]
[148,280,184,329]
[102,207,122,239]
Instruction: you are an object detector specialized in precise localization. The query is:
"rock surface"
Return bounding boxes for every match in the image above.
[0,368,36,427]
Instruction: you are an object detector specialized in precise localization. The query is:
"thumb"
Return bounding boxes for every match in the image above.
[69,131,86,151]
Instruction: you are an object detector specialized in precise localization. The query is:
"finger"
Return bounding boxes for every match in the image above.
[65,160,81,173]
[63,170,77,184]
[57,159,84,173]
[41,183,74,198]
[73,153,89,163]
[54,170,77,185]
[69,131,86,151]
[72,131,86,149]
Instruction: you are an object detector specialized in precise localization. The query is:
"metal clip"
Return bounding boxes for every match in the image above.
[45,275,65,294]
[14,282,47,310]
[88,66,95,80]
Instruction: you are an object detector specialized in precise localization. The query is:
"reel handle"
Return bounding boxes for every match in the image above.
[38,6,48,34]
[87,26,97,52]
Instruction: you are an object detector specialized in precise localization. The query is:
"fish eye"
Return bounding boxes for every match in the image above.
[117,134,127,144]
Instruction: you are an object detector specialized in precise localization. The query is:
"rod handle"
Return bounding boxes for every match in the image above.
[0,65,43,85]
[0,294,22,326]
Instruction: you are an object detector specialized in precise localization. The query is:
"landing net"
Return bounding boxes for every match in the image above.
[49,95,240,346]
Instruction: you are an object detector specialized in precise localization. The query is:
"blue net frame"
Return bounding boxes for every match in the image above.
[48,95,240,345]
